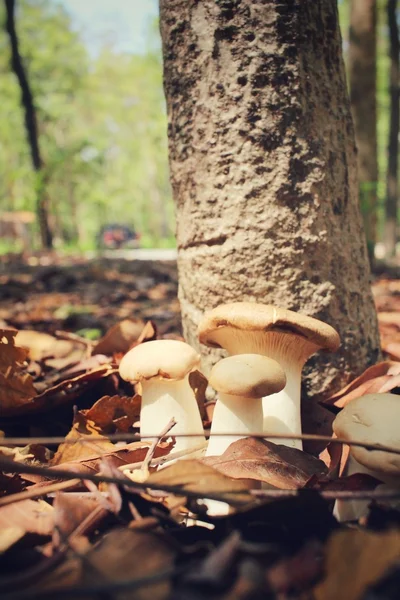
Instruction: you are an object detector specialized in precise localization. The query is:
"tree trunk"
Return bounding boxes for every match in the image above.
[385,0,400,258]
[4,0,53,249]
[160,0,381,427]
[349,0,378,263]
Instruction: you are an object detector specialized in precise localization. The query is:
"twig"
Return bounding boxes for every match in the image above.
[0,456,250,505]
[251,488,400,500]
[119,442,207,471]
[0,478,81,507]
[141,417,176,472]
[3,432,400,457]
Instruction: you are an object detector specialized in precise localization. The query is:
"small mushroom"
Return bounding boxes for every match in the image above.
[332,392,400,521]
[199,302,340,450]
[206,354,286,456]
[119,340,206,453]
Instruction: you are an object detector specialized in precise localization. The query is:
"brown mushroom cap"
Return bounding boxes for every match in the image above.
[119,339,201,383]
[198,302,340,352]
[333,393,400,475]
[209,354,286,398]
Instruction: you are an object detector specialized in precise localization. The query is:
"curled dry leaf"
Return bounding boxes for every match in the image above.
[51,412,115,465]
[0,328,38,413]
[0,499,53,537]
[322,361,400,409]
[84,394,141,432]
[92,318,146,355]
[14,330,75,361]
[203,438,327,489]
[147,459,253,506]
[52,492,107,548]
[4,365,116,417]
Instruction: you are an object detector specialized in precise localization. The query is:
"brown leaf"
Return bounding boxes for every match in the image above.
[147,459,253,506]
[318,442,343,478]
[3,365,116,417]
[52,492,107,548]
[322,361,400,408]
[15,330,75,360]
[188,370,208,421]
[203,438,327,489]
[51,412,114,465]
[136,320,158,345]
[0,499,53,536]
[85,394,141,431]
[93,318,145,355]
[30,528,176,600]
[0,369,37,413]
[0,527,25,553]
[312,529,400,600]
[0,328,28,366]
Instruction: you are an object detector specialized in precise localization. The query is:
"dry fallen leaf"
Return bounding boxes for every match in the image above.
[147,459,253,506]
[0,499,53,537]
[93,318,145,355]
[322,361,400,408]
[15,330,75,361]
[204,438,327,489]
[51,412,115,465]
[312,529,400,600]
[85,394,141,432]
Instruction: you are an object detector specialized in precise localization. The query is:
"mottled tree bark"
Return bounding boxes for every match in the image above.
[349,0,378,262]
[160,1,381,422]
[4,0,53,249]
[385,0,399,258]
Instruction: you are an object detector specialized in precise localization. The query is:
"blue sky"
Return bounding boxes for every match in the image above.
[55,0,159,55]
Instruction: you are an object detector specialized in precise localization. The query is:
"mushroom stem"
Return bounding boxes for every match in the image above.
[206,393,263,457]
[140,377,205,453]
[262,363,303,451]
[333,455,379,522]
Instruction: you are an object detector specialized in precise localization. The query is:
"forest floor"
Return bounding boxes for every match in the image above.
[1,252,400,599]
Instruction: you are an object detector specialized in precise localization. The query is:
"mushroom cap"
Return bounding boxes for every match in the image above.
[332,393,400,475]
[209,354,286,399]
[198,302,340,352]
[119,339,201,383]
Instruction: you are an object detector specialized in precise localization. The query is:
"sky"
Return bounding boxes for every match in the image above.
[54,0,159,56]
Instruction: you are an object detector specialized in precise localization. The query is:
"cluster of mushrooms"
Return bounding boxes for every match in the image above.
[119,301,400,521]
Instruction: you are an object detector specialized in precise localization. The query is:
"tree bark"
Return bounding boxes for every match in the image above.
[349,0,378,263]
[4,0,53,249]
[159,0,381,426]
[385,0,400,258]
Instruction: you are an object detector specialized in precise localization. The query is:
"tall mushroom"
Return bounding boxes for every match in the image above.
[206,354,286,456]
[198,303,340,450]
[119,339,206,453]
[332,392,400,521]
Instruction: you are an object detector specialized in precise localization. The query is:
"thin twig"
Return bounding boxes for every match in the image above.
[0,456,251,505]
[141,417,176,472]
[0,478,80,507]
[119,442,207,471]
[2,432,400,457]
[251,488,400,500]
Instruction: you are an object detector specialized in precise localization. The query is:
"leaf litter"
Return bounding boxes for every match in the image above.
[1,256,400,598]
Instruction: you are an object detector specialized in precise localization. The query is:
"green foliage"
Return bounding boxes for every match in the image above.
[0,0,174,250]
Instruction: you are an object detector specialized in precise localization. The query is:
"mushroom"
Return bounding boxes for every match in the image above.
[332,392,400,521]
[119,339,206,453]
[198,302,340,450]
[206,354,286,456]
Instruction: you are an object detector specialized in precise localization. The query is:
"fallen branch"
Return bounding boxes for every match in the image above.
[3,432,400,456]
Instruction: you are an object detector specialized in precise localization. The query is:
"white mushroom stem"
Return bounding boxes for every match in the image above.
[140,377,205,454]
[206,393,263,457]
[333,455,382,522]
[262,360,303,451]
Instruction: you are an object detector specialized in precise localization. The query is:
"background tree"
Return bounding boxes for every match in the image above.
[4,0,52,247]
[349,0,378,262]
[385,0,399,258]
[159,0,381,427]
